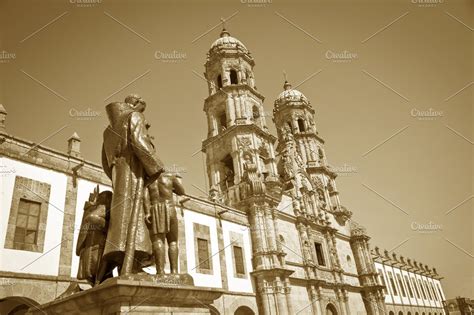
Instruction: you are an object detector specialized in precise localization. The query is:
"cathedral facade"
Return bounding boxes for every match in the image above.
[0,29,447,315]
[200,28,383,315]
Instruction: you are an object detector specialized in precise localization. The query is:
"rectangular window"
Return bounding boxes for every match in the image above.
[388,272,398,296]
[314,242,326,266]
[404,275,414,298]
[430,283,438,301]
[411,276,420,299]
[424,280,433,300]
[423,280,434,301]
[396,274,407,297]
[436,283,443,301]
[197,238,210,270]
[233,245,245,275]
[419,279,427,299]
[13,199,41,246]
[378,269,388,294]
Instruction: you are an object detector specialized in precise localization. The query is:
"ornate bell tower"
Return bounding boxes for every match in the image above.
[202,28,279,204]
[201,28,294,315]
[273,80,356,314]
[273,79,351,223]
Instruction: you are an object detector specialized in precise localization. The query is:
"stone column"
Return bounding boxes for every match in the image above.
[234,95,241,119]
[226,96,235,126]
[310,286,320,315]
[264,206,277,253]
[239,95,248,121]
[284,278,294,314]
[58,175,78,276]
[275,277,288,315]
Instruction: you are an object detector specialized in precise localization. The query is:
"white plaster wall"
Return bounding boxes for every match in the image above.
[416,273,430,306]
[408,270,425,307]
[0,157,67,276]
[70,178,111,278]
[393,266,410,305]
[427,277,442,308]
[289,284,311,314]
[277,219,302,263]
[222,220,253,293]
[421,275,436,307]
[433,279,446,314]
[183,209,222,288]
[384,264,402,305]
[277,194,293,216]
[401,269,417,305]
[374,262,393,304]
[335,238,358,275]
[347,291,366,315]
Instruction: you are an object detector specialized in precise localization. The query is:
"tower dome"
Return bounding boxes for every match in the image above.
[210,29,248,53]
[274,80,309,111]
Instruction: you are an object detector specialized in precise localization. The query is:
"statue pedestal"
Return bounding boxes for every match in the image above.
[26,277,223,315]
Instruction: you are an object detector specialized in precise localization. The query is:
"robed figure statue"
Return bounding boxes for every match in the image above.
[76,186,113,285]
[101,94,164,276]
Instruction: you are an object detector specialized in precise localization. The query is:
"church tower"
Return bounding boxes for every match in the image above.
[273,79,345,217]
[202,28,294,314]
[273,80,387,314]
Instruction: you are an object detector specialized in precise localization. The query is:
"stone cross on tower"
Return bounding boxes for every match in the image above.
[220,17,226,30]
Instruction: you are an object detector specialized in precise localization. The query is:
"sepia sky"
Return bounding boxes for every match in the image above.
[0,0,472,298]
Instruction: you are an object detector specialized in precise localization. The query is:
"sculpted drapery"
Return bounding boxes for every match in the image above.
[101,97,164,273]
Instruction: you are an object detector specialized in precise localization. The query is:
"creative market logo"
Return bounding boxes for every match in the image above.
[411,0,444,8]
[411,221,443,233]
[0,50,16,63]
[154,50,187,63]
[69,108,101,121]
[325,50,358,63]
[69,0,102,8]
[410,108,443,121]
[240,0,272,8]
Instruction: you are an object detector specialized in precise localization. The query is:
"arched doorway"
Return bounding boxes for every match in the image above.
[234,306,254,315]
[326,303,338,315]
[0,297,40,315]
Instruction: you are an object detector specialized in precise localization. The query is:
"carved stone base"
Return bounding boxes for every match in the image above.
[26,277,223,315]
[120,272,195,286]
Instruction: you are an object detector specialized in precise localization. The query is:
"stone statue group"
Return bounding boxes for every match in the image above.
[75,94,186,286]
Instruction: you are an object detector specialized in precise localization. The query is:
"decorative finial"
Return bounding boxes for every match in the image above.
[283,71,292,90]
[219,18,230,37]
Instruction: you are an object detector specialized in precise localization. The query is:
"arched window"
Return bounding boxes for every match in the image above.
[230,69,238,84]
[408,312,412,315]
[297,118,305,132]
[389,312,395,315]
[217,74,223,89]
[235,306,254,315]
[318,148,324,160]
[279,234,285,245]
[222,154,234,189]
[326,304,337,315]
[346,255,352,267]
[398,312,404,315]
[252,105,260,119]
[219,112,227,132]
